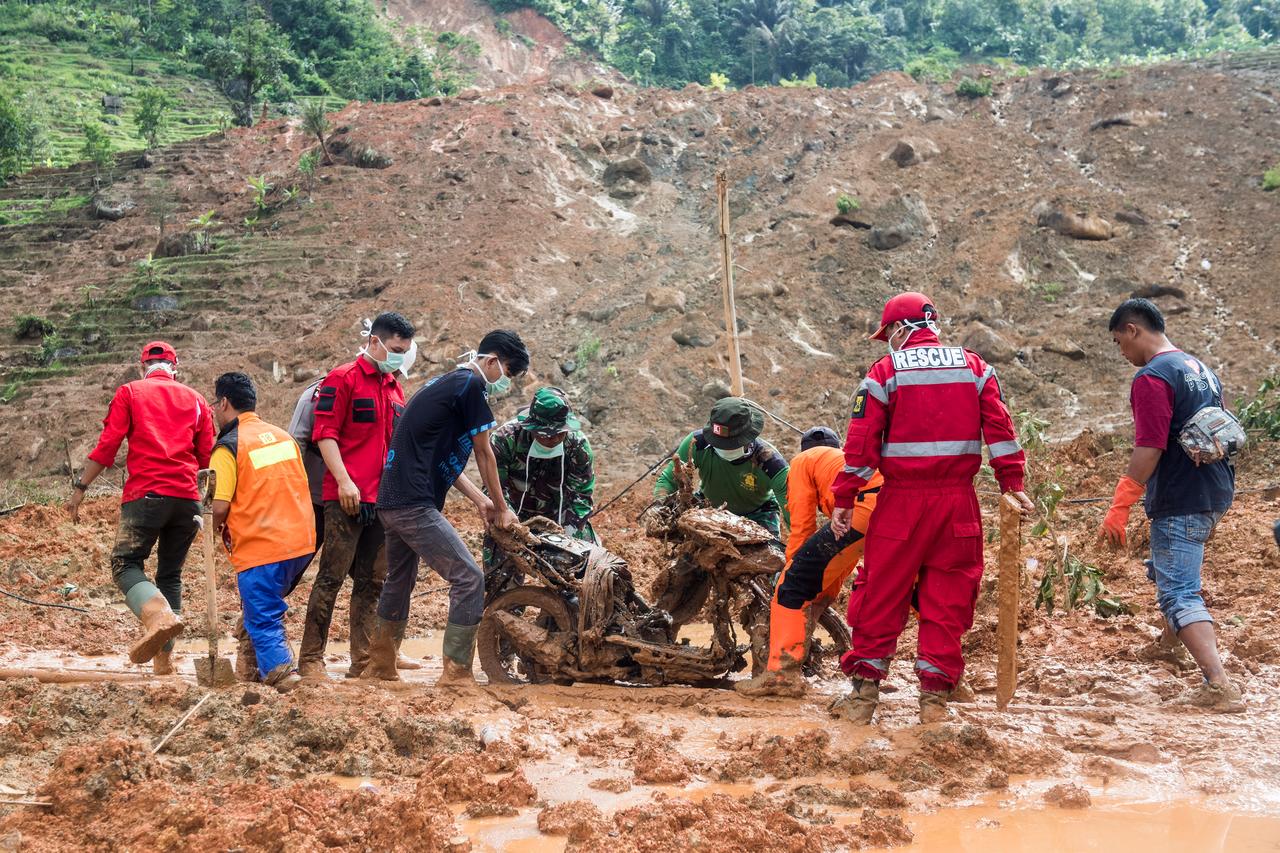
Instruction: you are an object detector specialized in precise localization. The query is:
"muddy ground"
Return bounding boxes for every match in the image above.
[0,438,1278,851]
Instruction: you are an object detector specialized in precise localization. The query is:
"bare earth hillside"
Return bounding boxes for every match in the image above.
[0,58,1277,486]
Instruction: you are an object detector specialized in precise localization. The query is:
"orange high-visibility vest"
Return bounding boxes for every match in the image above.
[216,412,316,572]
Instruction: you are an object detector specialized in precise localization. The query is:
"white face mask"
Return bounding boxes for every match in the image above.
[144,361,176,377]
[714,445,747,461]
[528,439,566,460]
[887,317,939,353]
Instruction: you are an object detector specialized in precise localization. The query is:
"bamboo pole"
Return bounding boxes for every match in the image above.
[996,494,1022,711]
[716,171,744,397]
[0,668,161,685]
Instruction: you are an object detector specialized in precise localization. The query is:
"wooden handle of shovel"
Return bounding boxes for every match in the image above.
[995,494,1022,711]
[198,468,218,655]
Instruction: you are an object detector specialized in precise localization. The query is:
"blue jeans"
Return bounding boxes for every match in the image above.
[1145,512,1222,632]
[237,554,315,679]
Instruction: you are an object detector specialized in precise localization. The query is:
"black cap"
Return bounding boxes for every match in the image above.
[800,426,840,452]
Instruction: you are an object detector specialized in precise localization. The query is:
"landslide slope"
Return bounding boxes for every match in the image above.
[1,57,1278,484]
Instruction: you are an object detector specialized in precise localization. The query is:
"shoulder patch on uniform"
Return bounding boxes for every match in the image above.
[315,385,338,413]
[851,389,868,419]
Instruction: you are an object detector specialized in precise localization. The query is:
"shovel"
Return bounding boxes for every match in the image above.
[193,468,236,688]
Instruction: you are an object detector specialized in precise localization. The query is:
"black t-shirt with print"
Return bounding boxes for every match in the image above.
[377,368,496,511]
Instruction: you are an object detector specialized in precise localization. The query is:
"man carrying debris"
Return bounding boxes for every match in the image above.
[365,331,530,684]
[299,312,415,680]
[492,387,598,542]
[67,342,214,674]
[653,397,790,537]
[829,292,1032,725]
[737,427,883,697]
[1100,298,1243,712]
[208,373,316,693]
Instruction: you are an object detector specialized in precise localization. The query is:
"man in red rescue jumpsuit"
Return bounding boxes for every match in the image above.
[829,292,1033,724]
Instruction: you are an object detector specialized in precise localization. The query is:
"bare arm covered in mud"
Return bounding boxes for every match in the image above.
[473,430,518,530]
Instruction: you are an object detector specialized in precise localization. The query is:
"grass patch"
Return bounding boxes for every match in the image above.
[1263,164,1280,192]
[0,194,90,226]
[0,34,227,169]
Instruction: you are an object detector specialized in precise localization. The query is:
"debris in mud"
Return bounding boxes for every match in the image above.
[538,800,611,841]
[1043,782,1092,809]
[588,776,632,793]
[631,735,694,784]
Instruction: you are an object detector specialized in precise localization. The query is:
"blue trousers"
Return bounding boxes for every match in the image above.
[237,554,314,679]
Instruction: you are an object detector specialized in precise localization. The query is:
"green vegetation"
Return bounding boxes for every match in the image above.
[0,91,45,180]
[1236,375,1280,440]
[301,102,332,164]
[576,334,603,366]
[955,75,993,98]
[79,122,114,183]
[487,0,1274,90]
[1264,164,1280,191]
[1036,552,1132,617]
[0,193,89,226]
[0,1,480,177]
[13,315,56,339]
[835,192,859,215]
[133,87,175,150]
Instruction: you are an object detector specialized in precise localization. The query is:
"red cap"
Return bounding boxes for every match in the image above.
[869,292,937,341]
[140,341,178,364]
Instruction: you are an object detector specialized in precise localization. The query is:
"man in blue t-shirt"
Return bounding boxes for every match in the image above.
[1100,298,1241,713]
[365,329,530,685]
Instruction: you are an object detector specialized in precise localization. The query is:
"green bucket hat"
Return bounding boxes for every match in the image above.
[516,386,581,436]
[703,397,764,450]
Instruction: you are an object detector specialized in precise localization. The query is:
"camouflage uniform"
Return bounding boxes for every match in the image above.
[492,387,597,541]
[493,423,596,537]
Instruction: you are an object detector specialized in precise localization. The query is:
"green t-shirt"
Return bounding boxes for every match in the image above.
[654,430,790,528]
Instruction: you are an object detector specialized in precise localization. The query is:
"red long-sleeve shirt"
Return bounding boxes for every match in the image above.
[832,332,1025,508]
[87,372,215,502]
[312,356,405,503]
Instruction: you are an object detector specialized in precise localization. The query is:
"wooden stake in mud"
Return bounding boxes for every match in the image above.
[996,494,1023,711]
[716,171,744,397]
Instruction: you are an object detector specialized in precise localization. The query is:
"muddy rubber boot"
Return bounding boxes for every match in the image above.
[737,599,807,697]
[734,666,806,698]
[828,678,879,724]
[1177,679,1246,714]
[950,677,976,704]
[152,647,175,676]
[436,622,478,686]
[361,617,404,682]
[234,617,261,683]
[129,591,185,665]
[264,663,303,694]
[346,601,374,679]
[396,650,424,670]
[919,690,951,724]
[296,659,327,680]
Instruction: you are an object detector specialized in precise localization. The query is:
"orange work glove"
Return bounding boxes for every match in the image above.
[1099,475,1145,549]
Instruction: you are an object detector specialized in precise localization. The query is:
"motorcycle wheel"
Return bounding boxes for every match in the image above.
[477,586,577,685]
[806,606,852,679]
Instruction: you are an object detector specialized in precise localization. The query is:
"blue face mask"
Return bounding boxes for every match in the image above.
[528,438,566,460]
[714,445,747,461]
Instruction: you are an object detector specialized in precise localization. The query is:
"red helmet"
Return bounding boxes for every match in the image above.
[869,292,937,341]
[140,341,178,364]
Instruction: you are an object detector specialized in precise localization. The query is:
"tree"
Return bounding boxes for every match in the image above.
[81,122,115,187]
[201,12,289,126]
[134,88,176,150]
[301,100,332,164]
[0,93,44,182]
[105,12,142,74]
